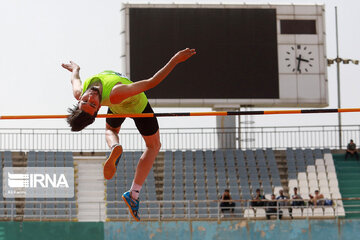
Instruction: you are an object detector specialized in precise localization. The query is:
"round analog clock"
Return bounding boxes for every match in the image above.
[284,44,316,74]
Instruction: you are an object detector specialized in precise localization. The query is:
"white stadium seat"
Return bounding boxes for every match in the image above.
[298,172,307,180]
[325,160,335,167]
[324,207,334,216]
[315,159,325,166]
[307,166,316,173]
[298,172,307,181]
[335,200,343,207]
[288,179,298,189]
[309,187,318,194]
[299,180,309,188]
[320,187,330,194]
[332,192,342,200]
[324,153,333,162]
[308,172,317,180]
[323,193,331,199]
[326,165,336,173]
[335,207,345,216]
[330,186,340,194]
[265,194,272,200]
[329,179,338,187]
[292,208,302,217]
[318,172,327,180]
[319,179,329,187]
[244,209,254,218]
[313,207,324,217]
[317,165,326,173]
[303,208,313,217]
[308,179,319,188]
[300,187,309,195]
[327,172,337,180]
[282,208,290,218]
[301,194,310,200]
[255,208,266,218]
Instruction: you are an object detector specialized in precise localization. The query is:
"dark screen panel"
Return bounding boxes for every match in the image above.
[130,8,279,99]
[280,20,316,34]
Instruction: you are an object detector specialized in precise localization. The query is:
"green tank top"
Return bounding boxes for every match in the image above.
[82,71,148,114]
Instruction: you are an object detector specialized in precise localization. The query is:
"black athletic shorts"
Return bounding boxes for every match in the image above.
[106,102,159,136]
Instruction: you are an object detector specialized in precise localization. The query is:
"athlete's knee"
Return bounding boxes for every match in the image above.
[146,139,161,152]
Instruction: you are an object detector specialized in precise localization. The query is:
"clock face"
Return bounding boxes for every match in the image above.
[283,44,317,74]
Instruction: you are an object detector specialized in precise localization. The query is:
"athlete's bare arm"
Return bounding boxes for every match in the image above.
[110,48,196,104]
[62,61,82,100]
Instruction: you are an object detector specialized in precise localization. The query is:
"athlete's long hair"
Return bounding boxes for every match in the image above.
[66,105,97,131]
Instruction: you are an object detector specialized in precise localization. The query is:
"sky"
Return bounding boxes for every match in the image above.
[0,0,359,132]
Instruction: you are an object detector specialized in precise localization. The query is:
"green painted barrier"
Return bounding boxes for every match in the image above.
[0,222,104,240]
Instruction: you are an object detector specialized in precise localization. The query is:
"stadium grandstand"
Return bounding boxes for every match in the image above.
[1,126,360,239]
[0,146,352,222]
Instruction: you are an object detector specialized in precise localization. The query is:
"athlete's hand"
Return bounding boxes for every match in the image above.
[172,48,196,63]
[61,61,80,72]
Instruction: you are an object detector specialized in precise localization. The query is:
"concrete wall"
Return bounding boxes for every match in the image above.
[0,219,359,240]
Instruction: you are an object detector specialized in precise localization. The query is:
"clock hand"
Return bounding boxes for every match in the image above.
[296,54,302,73]
[299,57,309,63]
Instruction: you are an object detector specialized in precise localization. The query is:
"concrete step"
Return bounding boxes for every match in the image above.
[76,158,106,222]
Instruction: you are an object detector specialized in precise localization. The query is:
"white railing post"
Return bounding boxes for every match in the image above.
[99,201,101,221]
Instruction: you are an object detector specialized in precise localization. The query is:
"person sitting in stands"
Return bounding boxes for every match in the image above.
[291,187,304,207]
[220,189,236,216]
[345,139,359,160]
[251,188,265,207]
[309,190,325,206]
[290,187,304,219]
[266,194,282,220]
[276,189,289,207]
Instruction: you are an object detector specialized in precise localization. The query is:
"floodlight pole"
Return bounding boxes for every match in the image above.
[335,6,342,149]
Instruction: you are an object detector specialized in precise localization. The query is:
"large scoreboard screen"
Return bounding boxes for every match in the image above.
[122,4,328,107]
[129,8,279,99]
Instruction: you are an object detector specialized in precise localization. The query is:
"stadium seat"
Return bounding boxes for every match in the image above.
[319,179,329,188]
[298,172,307,181]
[315,159,325,166]
[326,165,336,173]
[299,180,309,190]
[307,166,316,173]
[244,209,254,218]
[330,186,340,194]
[313,207,324,217]
[332,192,342,199]
[324,207,334,217]
[327,172,337,180]
[303,208,313,217]
[308,172,317,180]
[317,172,327,180]
[300,187,309,196]
[335,207,345,216]
[292,208,302,217]
[255,208,266,218]
[317,165,326,173]
[308,179,319,188]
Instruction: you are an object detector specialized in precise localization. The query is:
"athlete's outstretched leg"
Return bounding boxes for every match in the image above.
[122,130,161,221]
[133,130,161,186]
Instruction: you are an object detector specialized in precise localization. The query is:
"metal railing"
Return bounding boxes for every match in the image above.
[0,125,359,151]
[0,198,358,221]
